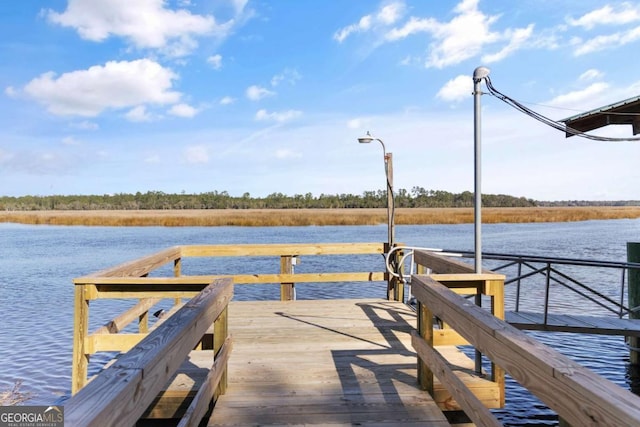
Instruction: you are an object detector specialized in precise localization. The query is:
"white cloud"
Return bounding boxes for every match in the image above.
[579,69,604,82]
[384,0,505,68]
[168,103,199,118]
[423,0,502,68]
[45,0,228,57]
[436,75,473,102]
[207,54,222,69]
[547,82,610,108]
[383,0,535,68]
[24,59,181,117]
[482,24,534,63]
[271,69,301,87]
[220,96,235,105]
[246,85,275,101]
[574,26,640,55]
[334,15,372,43]
[126,105,153,122]
[255,109,302,123]
[5,86,18,98]
[377,2,405,25]
[567,4,640,29]
[184,145,209,163]
[333,2,406,43]
[385,16,435,41]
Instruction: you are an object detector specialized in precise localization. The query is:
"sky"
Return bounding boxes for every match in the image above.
[1,0,640,201]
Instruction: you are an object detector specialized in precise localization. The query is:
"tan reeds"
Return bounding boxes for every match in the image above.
[0,380,33,405]
[1,207,640,227]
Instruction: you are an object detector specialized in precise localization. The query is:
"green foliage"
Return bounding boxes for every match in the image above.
[0,189,539,211]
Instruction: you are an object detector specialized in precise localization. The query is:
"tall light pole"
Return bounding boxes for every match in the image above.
[473,66,490,375]
[473,66,490,274]
[358,131,395,249]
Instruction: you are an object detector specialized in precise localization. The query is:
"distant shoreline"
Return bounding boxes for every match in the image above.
[2,206,640,227]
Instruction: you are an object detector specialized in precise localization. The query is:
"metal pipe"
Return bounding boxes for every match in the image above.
[472,66,489,374]
[543,263,551,325]
[473,67,489,274]
[621,268,627,318]
[516,261,522,312]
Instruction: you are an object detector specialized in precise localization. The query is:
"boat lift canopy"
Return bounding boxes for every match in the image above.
[561,95,640,137]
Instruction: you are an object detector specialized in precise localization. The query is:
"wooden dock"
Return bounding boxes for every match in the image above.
[208,298,487,426]
[63,243,640,427]
[506,311,640,336]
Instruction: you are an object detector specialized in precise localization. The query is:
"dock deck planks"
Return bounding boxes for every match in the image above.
[506,311,640,336]
[207,298,453,426]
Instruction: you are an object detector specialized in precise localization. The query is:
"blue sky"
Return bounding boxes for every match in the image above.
[2,0,640,201]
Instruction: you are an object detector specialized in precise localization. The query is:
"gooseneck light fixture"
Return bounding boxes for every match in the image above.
[357,131,395,249]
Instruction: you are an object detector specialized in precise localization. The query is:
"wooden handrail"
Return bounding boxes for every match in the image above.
[72,242,386,283]
[72,242,392,392]
[75,272,386,286]
[411,330,502,427]
[414,249,493,274]
[85,246,182,278]
[179,242,385,257]
[412,274,640,427]
[93,297,161,334]
[65,278,233,427]
[176,336,233,427]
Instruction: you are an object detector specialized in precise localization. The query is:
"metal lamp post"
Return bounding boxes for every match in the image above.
[358,131,400,301]
[358,131,394,249]
[472,66,490,374]
[473,66,490,274]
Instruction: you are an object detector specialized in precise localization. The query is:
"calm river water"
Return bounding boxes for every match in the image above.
[1,219,639,425]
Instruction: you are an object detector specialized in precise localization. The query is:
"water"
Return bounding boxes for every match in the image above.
[1,219,639,425]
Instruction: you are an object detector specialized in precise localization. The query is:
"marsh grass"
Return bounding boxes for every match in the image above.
[2,207,640,227]
[0,380,33,405]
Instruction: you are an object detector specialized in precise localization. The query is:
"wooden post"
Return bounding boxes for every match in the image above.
[384,243,394,300]
[417,301,434,394]
[214,305,228,399]
[387,247,404,302]
[71,284,89,394]
[488,278,506,407]
[628,242,640,364]
[138,306,149,333]
[174,257,182,306]
[385,152,394,249]
[280,255,295,301]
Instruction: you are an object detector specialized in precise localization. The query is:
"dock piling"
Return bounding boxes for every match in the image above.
[628,242,640,364]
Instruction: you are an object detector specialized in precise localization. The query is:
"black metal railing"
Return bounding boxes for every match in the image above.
[445,250,640,321]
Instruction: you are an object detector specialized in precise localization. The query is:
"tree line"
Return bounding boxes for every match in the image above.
[0,188,538,211]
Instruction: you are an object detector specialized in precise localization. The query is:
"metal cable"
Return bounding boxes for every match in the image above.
[484,76,640,142]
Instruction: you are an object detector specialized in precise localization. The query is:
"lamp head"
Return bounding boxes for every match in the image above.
[358,131,374,144]
[473,66,490,82]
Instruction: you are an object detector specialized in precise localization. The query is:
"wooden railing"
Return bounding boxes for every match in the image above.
[65,278,233,427]
[413,249,506,408]
[71,243,390,393]
[411,250,640,426]
[66,243,640,426]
